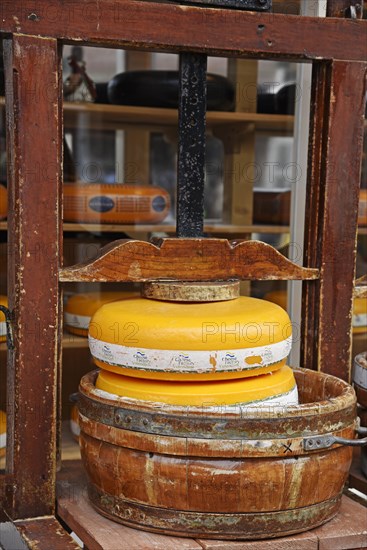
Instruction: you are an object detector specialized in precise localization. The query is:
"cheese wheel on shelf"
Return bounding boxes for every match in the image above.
[353,297,367,334]
[0,295,8,343]
[63,183,170,224]
[265,290,366,334]
[358,189,367,226]
[89,296,292,381]
[96,365,298,408]
[0,410,6,458]
[263,290,287,310]
[0,185,7,220]
[65,291,140,337]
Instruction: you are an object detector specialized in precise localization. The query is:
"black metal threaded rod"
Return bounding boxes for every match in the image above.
[176,52,207,238]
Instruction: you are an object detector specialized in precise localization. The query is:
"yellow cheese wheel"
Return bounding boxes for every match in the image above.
[96,365,298,408]
[359,189,367,226]
[65,291,140,337]
[63,183,170,224]
[89,297,292,380]
[265,290,366,334]
[353,297,367,334]
[0,185,7,220]
[0,410,6,458]
[263,290,287,310]
[0,295,8,343]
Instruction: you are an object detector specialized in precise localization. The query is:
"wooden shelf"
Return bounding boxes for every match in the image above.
[63,101,295,133]
[62,332,89,349]
[57,461,367,550]
[2,220,366,235]
[0,97,294,133]
[0,220,291,234]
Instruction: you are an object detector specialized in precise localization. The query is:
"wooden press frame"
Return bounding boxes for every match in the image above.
[0,0,366,541]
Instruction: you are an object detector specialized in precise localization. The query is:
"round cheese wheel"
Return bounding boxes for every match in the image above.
[0,295,8,343]
[353,297,367,334]
[65,291,140,337]
[96,365,298,408]
[89,296,292,380]
[265,290,366,334]
[0,410,6,458]
[70,404,80,441]
[0,185,7,220]
[263,290,287,310]
[63,183,170,224]
[358,189,367,226]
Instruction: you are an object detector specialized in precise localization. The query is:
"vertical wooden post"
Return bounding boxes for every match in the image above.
[4,34,62,518]
[302,60,367,381]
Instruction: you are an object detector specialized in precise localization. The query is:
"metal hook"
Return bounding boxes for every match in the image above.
[0,305,14,350]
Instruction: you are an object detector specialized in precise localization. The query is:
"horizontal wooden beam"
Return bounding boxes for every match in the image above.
[0,1,366,62]
[59,238,319,282]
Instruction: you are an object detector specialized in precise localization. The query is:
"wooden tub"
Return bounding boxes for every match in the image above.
[77,367,359,540]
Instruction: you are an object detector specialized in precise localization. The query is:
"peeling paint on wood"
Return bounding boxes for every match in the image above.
[4,34,63,519]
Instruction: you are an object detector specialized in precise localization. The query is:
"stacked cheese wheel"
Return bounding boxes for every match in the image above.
[63,183,170,224]
[88,295,298,408]
[264,290,367,334]
[64,291,140,337]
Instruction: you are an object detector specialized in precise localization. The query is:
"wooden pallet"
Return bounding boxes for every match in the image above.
[57,461,367,550]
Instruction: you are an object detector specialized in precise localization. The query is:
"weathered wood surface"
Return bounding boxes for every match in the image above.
[301,60,367,381]
[12,517,80,550]
[59,238,319,282]
[3,34,62,518]
[76,368,355,539]
[0,1,366,62]
[57,461,367,549]
[57,461,202,550]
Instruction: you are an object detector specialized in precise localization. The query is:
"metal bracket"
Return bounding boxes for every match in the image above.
[304,428,367,451]
[0,305,14,350]
[169,0,272,10]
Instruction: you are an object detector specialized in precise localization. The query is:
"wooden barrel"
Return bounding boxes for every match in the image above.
[77,367,358,539]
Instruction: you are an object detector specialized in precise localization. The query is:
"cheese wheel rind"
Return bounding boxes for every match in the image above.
[95,365,298,408]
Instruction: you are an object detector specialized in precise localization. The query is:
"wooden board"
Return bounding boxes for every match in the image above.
[57,461,367,550]
[0,2,366,62]
[0,220,292,234]
[13,517,80,550]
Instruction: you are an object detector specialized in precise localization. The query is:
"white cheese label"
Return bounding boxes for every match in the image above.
[64,312,91,331]
[88,335,292,374]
